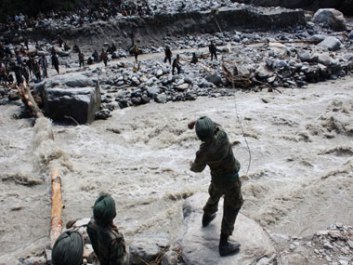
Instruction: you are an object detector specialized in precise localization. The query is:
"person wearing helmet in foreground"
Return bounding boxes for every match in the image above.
[87,193,129,265]
[52,230,84,265]
[188,116,244,257]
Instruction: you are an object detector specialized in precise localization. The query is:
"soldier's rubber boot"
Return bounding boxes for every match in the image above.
[202,213,216,227]
[219,234,240,257]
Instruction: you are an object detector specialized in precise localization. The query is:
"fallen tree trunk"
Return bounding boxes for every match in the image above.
[17,81,43,118]
[49,165,63,247]
[17,81,63,246]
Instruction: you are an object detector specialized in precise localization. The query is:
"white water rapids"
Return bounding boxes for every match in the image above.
[1,77,353,264]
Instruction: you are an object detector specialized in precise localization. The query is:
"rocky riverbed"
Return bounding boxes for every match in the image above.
[0,2,353,265]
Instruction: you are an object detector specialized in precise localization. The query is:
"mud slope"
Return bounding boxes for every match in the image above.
[30,6,305,48]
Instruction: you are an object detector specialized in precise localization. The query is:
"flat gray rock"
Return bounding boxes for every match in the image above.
[181,193,275,265]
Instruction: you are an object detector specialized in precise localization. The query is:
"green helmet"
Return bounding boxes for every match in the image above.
[52,230,83,265]
[195,116,215,141]
[93,193,116,226]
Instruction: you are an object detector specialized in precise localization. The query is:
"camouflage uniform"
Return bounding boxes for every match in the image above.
[191,120,243,237]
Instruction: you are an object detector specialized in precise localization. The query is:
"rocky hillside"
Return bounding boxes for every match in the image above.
[0,0,121,22]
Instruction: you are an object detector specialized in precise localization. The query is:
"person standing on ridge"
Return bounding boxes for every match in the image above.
[51,49,60,74]
[188,116,243,257]
[209,40,217,61]
[164,46,172,64]
[100,49,108,66]
[172,54,181,75]
[79,50,85,68]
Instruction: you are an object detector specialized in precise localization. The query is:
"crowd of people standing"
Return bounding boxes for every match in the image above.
[0,33,220,87]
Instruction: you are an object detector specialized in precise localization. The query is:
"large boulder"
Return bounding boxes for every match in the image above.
[312,8,347,31]
[43,73,97,89]
[205,74,223,87]
[180,193,275,265]
[318,36,342,51]
[43,85,101,124]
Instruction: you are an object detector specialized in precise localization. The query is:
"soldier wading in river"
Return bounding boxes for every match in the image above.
[188,116,244,257]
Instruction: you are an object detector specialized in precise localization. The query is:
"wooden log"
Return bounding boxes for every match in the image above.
[17,81,43,118]
[17,81,64,246]
[49,165,63,247]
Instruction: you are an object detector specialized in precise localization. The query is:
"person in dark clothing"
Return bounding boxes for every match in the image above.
[57,36,64,48]
[64,42,70,51]
[209,40,217,61]
[92,50,99,63]
[26,56,34,78]
[13,64,24,85]
[108,43,117,54]
[6,73,14,84]
[130,45,141,62]
[191,52,198,64]
[172,54,181,75]
[164,46,172,64]
[33,60,41,82]
[73,44,80,53]
[0,62,6,84]
[22,65,29,83]
[24,38,29,50]
[87,57,93,65]
[100,49,108,66]
[15,51,23,65]
[87,193,129,265]
[51,46,56,56]
[188,116,243,257]
[40,54,48,78]
[0,43,5,59]
[178,1,186,12]
[51,52,60,74]
[79,51,85,67]
[5,47,12,58]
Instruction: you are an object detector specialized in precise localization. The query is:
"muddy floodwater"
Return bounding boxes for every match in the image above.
[1,77,353,263]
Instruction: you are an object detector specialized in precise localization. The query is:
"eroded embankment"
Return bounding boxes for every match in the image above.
[30,6,305,49]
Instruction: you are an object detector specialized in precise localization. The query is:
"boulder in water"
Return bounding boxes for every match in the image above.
[180,193,276,265]
[43,86,101,124]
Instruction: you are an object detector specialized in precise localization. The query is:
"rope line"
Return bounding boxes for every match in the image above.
[232,77,252,176]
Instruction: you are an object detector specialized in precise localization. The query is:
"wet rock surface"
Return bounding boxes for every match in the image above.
[179,193,276,265]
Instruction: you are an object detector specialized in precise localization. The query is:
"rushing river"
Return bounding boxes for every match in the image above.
[1,77,353,264]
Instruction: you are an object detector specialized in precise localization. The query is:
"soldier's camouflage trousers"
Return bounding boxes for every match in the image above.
[203,178,244,236]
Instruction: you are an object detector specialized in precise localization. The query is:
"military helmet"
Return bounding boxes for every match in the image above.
[195,116,215,141]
